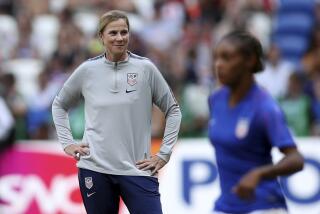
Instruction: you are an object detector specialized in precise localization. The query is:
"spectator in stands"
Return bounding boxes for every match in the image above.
[255,43,293,99]
[302,26,320,77]
[0,73,27,139]
[315,0,320,25]
[11,11,38,59]
[279,72,312,136]
[27,71,58,139]
[179,83,210,138]
[0,95,15,152]
[310,73,320,136]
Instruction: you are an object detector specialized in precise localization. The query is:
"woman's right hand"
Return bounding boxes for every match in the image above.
[64,143,90,160]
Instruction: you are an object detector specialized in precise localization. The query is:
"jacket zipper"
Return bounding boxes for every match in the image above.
[111,62,119,93]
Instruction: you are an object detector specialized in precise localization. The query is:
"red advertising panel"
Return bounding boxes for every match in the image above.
[0,143,84,214]
[0,140,162,214]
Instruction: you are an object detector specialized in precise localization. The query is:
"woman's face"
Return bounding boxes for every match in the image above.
[214,40,248,87]
[100,19,129,60]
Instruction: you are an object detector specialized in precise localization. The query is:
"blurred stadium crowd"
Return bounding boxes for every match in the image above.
[0,0,320,143]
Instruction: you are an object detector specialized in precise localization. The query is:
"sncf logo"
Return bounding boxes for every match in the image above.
[0,174,85,214]
[0,146,84,214]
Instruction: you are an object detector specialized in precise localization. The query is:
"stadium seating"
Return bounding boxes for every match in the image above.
[31,14,60,59]
[0,15,19,60]
[2,58,44,99]
[272,0,315,64]
[73,11,99,38]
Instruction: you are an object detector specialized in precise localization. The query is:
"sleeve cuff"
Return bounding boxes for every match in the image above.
[62,141,77,150]
[156,152,171,163]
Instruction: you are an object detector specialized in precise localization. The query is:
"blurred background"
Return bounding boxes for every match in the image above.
[1,0,320,213]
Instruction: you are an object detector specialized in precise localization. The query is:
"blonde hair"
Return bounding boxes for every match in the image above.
[98,10,130,34]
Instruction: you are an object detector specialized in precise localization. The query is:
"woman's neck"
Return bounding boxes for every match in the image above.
[105,51,128,62]
[228,75,255,107]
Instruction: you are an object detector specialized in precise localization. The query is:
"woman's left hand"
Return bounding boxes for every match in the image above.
[232,169,262,200]
[136,155,167,176]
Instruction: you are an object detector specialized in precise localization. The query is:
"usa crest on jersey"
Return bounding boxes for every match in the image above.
[235,118,250,139]
[127,73,138,86]
[85,177,93,189]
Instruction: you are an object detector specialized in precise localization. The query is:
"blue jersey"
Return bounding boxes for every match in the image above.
[208,84,295,213]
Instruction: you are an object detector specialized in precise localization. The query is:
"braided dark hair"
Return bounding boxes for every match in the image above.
[222,31,264,73]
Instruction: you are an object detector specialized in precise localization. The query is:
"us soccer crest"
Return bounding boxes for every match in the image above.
[85,177,93,189]
[235,118,250,139]
[127,73,138,86]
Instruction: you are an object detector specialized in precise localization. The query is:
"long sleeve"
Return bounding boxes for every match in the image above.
[52,96,76,149]
[157,100,181,162]
[149,62,182,162]
[52,63,86,149]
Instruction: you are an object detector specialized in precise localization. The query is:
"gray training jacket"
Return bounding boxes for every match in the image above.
[52,52,182,176]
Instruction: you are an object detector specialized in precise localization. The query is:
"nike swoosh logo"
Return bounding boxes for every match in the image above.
[87,192,96,197]
[126,89,137,93]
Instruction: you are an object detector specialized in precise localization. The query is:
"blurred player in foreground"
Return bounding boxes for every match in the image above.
[208,31,304,214]
[52,10,181,214]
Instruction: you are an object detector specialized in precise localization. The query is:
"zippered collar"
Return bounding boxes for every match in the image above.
[103,51,131,66]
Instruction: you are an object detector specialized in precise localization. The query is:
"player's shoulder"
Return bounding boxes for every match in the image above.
[87,53,105,62]
[72,53,105,74]
[129,52,149,61]
[129,52,154,67]
[71,54,104,75]
[72,59,92,75]
[82,53,105,67]
[254,85,282,114]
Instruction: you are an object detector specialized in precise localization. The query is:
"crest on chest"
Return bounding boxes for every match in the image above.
[235,117,250,139]
[127,73,138,86]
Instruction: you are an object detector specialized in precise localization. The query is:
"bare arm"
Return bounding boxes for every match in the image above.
[257,147,304,179]
[233,146,304,199]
